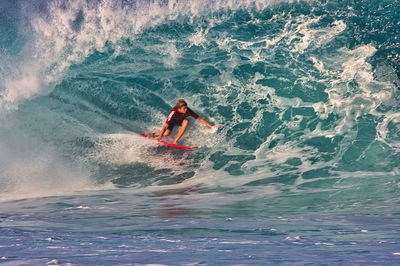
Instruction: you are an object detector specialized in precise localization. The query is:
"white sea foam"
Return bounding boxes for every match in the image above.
[377,112,400,152]
[1,66,42,110]
[0,114,114,202]
[0,0,296,111]
[0,0,398,203]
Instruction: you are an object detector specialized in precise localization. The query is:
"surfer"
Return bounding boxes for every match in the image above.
[145,99,219,144]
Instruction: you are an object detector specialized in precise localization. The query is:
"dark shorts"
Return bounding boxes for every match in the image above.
[167,119,183,131]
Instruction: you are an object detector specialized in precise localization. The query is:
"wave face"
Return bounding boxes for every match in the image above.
[0,0,400,264]
[1,0,399,198]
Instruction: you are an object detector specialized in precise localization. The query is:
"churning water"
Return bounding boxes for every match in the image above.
[0,0,399,264]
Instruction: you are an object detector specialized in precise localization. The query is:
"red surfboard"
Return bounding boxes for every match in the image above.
[140,134,198,151]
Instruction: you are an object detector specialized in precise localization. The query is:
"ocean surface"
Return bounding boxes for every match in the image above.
[0,0,399,264]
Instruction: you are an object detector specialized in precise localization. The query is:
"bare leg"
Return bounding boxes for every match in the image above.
[154,129,171,137]
[173,119,188,144]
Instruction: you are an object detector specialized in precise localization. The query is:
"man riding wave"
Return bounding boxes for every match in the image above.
[145,99,219,144]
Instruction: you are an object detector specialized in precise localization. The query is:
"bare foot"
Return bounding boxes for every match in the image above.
[144,131,154,137]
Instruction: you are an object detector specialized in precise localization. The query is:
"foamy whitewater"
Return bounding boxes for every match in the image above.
[0,0,399,264]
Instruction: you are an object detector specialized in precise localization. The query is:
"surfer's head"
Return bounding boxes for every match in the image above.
[176,99,188,113]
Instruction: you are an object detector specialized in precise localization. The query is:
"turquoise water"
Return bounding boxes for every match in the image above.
[0,0,399,264]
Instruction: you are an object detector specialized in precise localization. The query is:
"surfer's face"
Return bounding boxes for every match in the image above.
[178,106,187,114]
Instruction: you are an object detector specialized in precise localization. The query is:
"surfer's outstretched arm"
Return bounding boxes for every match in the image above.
[196,117,220,128]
